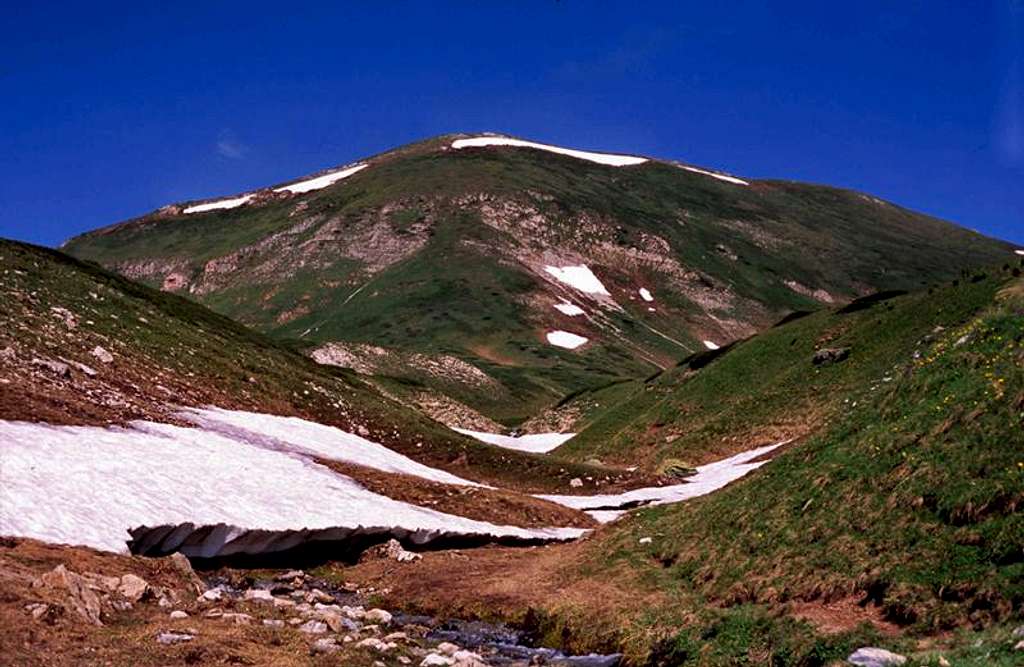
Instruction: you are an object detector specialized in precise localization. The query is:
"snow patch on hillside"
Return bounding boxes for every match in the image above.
[681,165,749,186]
[452,136,647,167]
[540,441,785,522]
[0,418,584,555]
[639,288,654,302]
[553,302,585,316]
[544,265,610,295]
[703,340,720,350]
[1016,249,1024,256]
[453,428,575,454]
[547,331,589,349]
[183,194,254,214]
[274,164,368,194]
[179,407,480,486]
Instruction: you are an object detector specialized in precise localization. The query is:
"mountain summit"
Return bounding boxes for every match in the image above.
[62,133,1017,422]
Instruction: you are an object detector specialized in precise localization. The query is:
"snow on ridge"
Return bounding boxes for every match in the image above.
[451,136,648,167]
[639,287,654,302]
[703,340,720,350]
[453,428,575,454]
[547,330,589,349]
[183,194,254,214]
[544,265,610,296]
[540,441,787,522]
[0,416,584,555]
[681,165,749,186]
[273,164,368,194]
[1015,249,1024,256]
[554,302,585,316]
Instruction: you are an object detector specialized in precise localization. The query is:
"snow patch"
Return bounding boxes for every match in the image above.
[703,340,720,350]
[452,428,575,454]
[0,418,584,555]
[183,194,254,214]
[451,136,647,167]
[681,165,749,186]
[546,331,589,349]
[540,442,786,521]
[274,164,368,194]
[1016,249,1024,256]
[638,287,654,302]
[544,265,609,295]
[553,302,585,316]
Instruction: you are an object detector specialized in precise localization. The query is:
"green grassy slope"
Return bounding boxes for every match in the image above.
[558,267,1017,469]
[552,269,1024,664]
[61,134,1017,422]
[0,239,614,492]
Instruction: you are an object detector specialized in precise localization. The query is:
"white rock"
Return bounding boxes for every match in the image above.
[298,619,328,634]
[569,477,584,488]
[262,619,285,627]
[453,650,487,667]
[243,588,274,603]
[118,574,149,602]
[436,642,460,656]
[364,608,393,625]
[90,346,114,364]
[311,637,340,654]
[421,655,455,667]
[156,631,193,644]
[638,537,652,545]
[847,647,907,666]
[199,587,224,602]
[169,610,189,620]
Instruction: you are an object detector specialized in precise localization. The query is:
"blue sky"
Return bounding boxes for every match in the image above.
[2,1,1021,246]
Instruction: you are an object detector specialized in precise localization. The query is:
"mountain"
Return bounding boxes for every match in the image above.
[61,134,1019,424]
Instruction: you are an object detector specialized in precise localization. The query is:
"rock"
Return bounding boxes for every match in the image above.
[342,605,366,620]
[50,306,78,328]
[357,637,395,652]
[118,574,150,602]
[322,611,359,632]
[298,619,328,634]
[34,564,103,625]
[202,608,224,618]
[1015,640,1024,651]
[847,647,907,666]
[167,552,204,595]
[243,588,274,603]
[0,346,16,362]
[169,610,189,620]
[638,537,652,545]
[311,637,340,654]
[365,608,393,626]
[156,631,193,645]
[31,357,70,378]
[368,538,422,562]
[399,657,412,665]
[1014,625,1024,638]
[813,347,850,366]
[275,569,305,581]
[90,346,114,364]
[273,596,296,608]
[221,612,253,625]
[569,477,584,488]
[306,588,334,604]
[452,650,487,667]
[421,654,455,666]
[62,357,97,377]
[384,631,409,643]
[436,642,460,656]
[199,586,224,602]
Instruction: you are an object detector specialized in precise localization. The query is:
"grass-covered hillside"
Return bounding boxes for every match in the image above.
[61,134,1017,423]
[0,239,614,493]
[557,265,1020,470]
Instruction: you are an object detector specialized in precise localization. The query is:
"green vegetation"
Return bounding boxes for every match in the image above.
[61,135,1016,422]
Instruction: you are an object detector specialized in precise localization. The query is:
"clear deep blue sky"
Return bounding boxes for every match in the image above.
[2,1,1022,247]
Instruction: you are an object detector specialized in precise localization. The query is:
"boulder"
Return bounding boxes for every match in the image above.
[421,654,455,667]
[365,608,393,625]
[169,610,189,620]
[311,637,340,654]
[90,346,114,364]
[298,619,328,634]
[813,347,850,366]
[118,574,150,602]
[847,647,907,666]
[243,588,274,603]
[167,552,205,595]
[34,564,103,625]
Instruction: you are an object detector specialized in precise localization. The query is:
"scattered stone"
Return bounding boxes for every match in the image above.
[398,657,412,665]
[847,647,907,666]
[1015,640,1024,651]
[638,537,652,545]
[169,610,189,620]
[813,347,850,366]
[273,596,296,608]
[199,587,224,602]
[0,346,16,361]
[436,642,460,656]
[33,564,103,625]
[311,637,340,654]
[50,306,78,328]
[356,637,397,652]
[298,620,328,634]
[384,631,409,643]
[156,631,193,645]
[90,346,114,364]
[221,612,253,625]
[569,477,584,488]
[367,538,422,562]
[202,608,224,618]
[421,654,455,667]
[167,552,204,595]
[243,588,274,603]
[365,608,393,626]
[1013,625,1024,638]
[452,649,487,666]
[61,357,97,377]
[276,569,305,581]
[306,588,334,604]
[118,574,150,602]
[322,611,359,632]
[262,619,285,628]
[31,357,70,378]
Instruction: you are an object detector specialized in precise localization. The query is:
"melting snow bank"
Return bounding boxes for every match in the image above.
[183,194,254,214]
[539,441,786,522]
[1016,249,1024,256]
[546,330,589,349]
[451,136,647,167]
[544,264,610,295]
[681,165,749,186]
[703,340,720,350]
[273,163,368,194]
[452,428,575,454]
[0,418,583,557]
[554,301,585,316]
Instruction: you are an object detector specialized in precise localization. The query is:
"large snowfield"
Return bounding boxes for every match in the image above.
[451,136,647,167]
[0,417,583,556]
